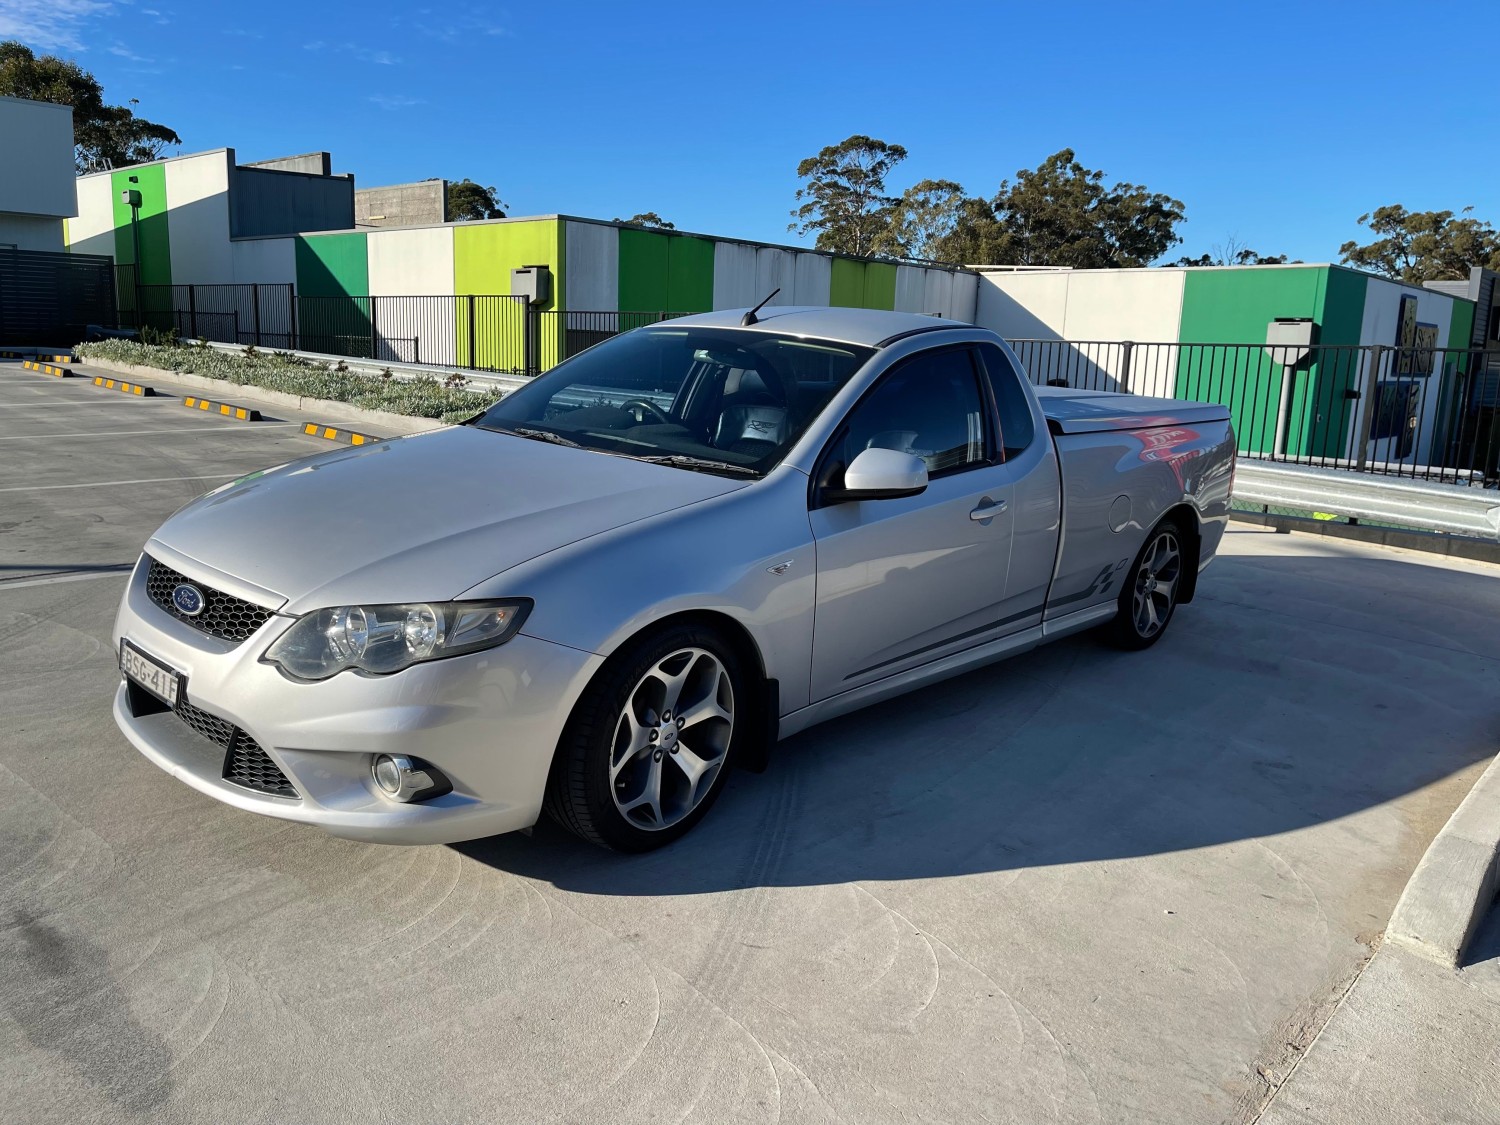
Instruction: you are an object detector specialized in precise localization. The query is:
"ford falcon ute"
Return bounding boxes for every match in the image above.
[112,306,1236,851]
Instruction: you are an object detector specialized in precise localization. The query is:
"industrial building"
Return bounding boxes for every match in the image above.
[0,94,76,251]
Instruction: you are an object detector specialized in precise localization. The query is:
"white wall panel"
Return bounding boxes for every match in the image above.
[791,252,831,306]
[564,220,617,310]
[164,151,234,283]
[67,174,118,257]
[711,241,758,310]
[975,272,1071,337]
[1059,270,1184,342]
[367,225,454,295]
[755,248,796,306]
[894,265,926,313]
[1358,276,1456,465]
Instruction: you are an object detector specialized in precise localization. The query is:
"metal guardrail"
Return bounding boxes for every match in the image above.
[1233,459,1500,540]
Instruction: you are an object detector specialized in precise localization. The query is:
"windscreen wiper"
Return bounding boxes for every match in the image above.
[635,454,761,477]
[505,426,581,448]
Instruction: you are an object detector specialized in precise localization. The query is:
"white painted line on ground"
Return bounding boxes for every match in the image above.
[0,568,134,591]
[0,424,300,440]
[0,400,158,409]
[0,473,241,493]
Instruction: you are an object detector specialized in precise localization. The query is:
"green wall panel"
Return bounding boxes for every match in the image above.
[829,258,864,307]
[453,219,563,370]
[111,166,171,318]
[1174,266,1359,456]
[666,236,714,313]
[295,233,371,356]
[617,229,671,312]
[1449,295,1477,351]
[295,233,369,297]
[863,261,897,310]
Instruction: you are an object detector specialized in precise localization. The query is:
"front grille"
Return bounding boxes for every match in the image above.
[172,698,298,800]
[224,737,298,799]
[145,557,275,643]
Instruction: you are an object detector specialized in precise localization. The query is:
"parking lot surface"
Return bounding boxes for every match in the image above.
[3,359,1498,1124]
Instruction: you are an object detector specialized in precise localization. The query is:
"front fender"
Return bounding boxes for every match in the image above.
[459,466,817,715]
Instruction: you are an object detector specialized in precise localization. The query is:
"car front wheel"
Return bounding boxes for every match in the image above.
[545,623,745,851]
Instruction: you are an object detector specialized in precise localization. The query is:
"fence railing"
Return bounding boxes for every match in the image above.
[1009,339,1500,488]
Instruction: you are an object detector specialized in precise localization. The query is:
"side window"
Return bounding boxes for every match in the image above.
[829,348,990,482]
[977,342,1036,460]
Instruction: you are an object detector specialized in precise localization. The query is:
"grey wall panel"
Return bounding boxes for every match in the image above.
[355,181,446,228]
[712,241,758,309]
[950,271,979,323]
[755,248,796,306]
[230,167,355,238]
[894,265,926,313]
[564,220,618,311]
[792,252,832,306]
[921,270,954,318]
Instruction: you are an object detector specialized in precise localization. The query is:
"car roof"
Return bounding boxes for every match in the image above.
[658,306,969,348]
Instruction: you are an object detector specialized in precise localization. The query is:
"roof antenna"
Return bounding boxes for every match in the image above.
[741,288,781,326]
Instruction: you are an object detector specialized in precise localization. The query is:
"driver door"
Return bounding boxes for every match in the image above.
[808,346,1018,701]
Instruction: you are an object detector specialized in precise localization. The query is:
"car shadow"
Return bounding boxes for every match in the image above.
[454,543,1500,896]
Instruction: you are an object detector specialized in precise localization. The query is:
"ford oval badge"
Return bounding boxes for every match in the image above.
[171,584,206,617]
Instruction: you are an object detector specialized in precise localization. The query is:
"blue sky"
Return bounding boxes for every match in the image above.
[5,0,1493,263]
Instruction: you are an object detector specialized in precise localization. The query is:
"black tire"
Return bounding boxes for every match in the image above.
[1104,518,1186,651]
[544,622,747,852]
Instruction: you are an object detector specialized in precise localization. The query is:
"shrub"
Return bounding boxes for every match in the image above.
[75,340,503,424]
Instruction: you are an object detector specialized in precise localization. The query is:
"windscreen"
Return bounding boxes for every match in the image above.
[474,327,875,477]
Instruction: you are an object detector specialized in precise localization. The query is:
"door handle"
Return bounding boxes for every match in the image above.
[969,498,1008,520]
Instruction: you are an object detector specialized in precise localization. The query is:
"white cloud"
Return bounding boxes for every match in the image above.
[368,94,424,110]
[107,43,150,62]
[0,0,114,51]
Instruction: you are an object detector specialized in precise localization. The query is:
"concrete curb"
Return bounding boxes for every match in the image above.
[300,422,381,446]
[1387,750,1500,968]
[182,395,262,422]
[81,358,445,437]
[21,360,72,378]
[91,375,155,397]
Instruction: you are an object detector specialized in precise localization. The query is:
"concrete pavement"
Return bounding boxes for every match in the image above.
[1260,904,1500,1125]
[3,358,1500,1123]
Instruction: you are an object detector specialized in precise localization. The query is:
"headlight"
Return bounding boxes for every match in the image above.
[263,599,531,681]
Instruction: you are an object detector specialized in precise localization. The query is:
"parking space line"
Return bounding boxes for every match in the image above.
[0,566,134,590]
[0,424,300,440]
[0,473,241,493]
[0,400,161,408]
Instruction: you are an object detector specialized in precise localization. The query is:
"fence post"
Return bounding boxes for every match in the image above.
[524,301,540,376]
[1119,340,1134,394]
[466,294,476,369]
[289,287,299,350]
[188,285,198,339]
[252,283,262,346]
[368,296,379,362]
[1352,345,1384,472]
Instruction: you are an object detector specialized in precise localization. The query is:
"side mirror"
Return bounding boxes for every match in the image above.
[828,447,929,502]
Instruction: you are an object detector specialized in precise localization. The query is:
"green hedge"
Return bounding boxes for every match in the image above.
[75,341,504,424]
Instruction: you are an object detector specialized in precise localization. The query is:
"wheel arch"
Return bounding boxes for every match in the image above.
[575,608,778,774]
[1160,502,1204,604]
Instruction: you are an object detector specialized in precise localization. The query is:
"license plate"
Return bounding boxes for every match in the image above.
[120,640,181,707]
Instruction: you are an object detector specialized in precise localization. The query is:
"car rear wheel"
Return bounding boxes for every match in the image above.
[1105,519,1184,650]
[545,624,744,851]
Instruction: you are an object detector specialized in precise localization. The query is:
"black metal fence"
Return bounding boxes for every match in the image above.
[1,248,117,345]
[1010,339,1500,487]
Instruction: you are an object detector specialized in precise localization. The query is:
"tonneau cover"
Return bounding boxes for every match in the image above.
[1036,386,1231,435]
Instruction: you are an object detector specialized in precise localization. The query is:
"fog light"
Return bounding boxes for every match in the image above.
[370,753,451,803]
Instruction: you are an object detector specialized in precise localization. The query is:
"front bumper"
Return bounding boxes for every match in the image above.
[111,557,602,845]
